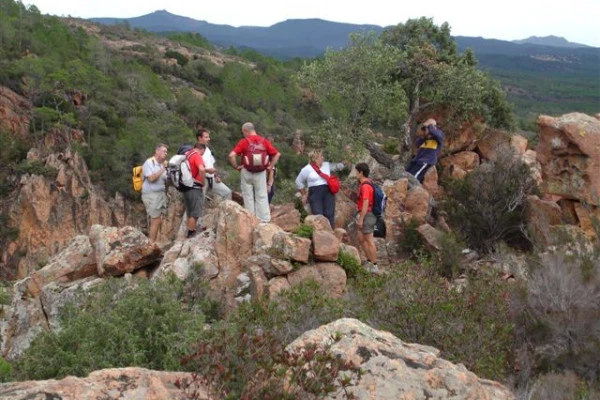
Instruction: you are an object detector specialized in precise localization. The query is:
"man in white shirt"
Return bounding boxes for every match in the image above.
[196,128,232,200]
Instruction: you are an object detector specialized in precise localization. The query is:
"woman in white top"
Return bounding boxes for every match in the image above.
[295,149,344,228]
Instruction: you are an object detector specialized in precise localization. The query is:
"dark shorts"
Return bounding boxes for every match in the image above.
[361,212,377,234]
[183,188,204,218]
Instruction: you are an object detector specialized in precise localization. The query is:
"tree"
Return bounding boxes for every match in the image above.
[297,18,514,162]
[296,32,407,160]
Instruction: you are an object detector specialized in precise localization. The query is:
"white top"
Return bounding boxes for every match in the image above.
[202,146,217,178]
[295,162,344,189]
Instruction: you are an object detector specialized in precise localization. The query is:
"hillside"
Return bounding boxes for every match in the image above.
[91,10,600,125]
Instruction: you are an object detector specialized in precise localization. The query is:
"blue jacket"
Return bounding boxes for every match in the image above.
[414,125,444,165]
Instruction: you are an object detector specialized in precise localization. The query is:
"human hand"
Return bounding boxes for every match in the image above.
[423,118,436,127]
[163,161,168,168]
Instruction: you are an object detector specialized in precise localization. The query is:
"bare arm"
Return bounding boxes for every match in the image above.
[269,152,281,169]
[357,198,369,229]
[228,151,242,171]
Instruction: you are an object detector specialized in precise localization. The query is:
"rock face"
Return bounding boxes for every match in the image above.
[287,318,515,400]
[0,87,29,139]
[536,113,600,205]
[1,145,185,281]
[0,367,203,400]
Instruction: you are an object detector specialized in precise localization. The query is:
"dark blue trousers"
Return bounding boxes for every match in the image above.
[308,184,336,228]
[407,160,432,183]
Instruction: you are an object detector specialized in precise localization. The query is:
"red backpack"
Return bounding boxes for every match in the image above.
[242,137,270,172]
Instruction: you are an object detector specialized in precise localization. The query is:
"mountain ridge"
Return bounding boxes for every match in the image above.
[90,10,593,50]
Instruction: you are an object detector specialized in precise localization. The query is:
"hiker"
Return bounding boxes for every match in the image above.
[196,127,232,201]
[184,142,207,238]
[141,143,169,242]
[228,122,280,223]
[406,118,445,183]
[295,149,344,228]
[354,162,378,273]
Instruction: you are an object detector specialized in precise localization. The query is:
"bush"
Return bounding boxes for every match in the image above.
[179,282,350,399]
[14,276,206,380]
[510,251,600,385]
[436,232,466,278]
[293,223,314,238]
[400,217,425,257]
[0,357,11,383]
[525,371,599,400]
[441,148,537,252]
[345,261,514,379]
[13,160,58,179]
[179,324,359,400]
[337,250,366,280]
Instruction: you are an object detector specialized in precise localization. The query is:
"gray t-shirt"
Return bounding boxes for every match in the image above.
[142,157,167,193]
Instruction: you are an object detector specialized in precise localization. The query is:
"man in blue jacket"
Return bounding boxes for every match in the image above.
[406,118,445,182]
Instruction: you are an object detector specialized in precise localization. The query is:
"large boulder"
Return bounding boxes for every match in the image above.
[536,113,600,205]
[89,225,162,277]
[25,235,97,297]
[287,318,514,400]
[215,200,259,287]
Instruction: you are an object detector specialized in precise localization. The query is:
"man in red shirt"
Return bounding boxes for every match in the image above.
[355,163,378,273]
[228,122,280,222]
[184,143,206,238]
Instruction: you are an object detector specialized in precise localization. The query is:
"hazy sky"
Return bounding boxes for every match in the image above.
[24,0,600,47]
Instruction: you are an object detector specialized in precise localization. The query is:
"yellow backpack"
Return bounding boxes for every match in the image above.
[132,165,143,192]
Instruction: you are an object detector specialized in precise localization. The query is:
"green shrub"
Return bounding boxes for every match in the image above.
[441,148,537,252]
[382,138,400,154]
[337,250,366,280]
[0,214,19,244]
[436,232,466,278]
[179,282,352,399]
[178,323,359,399]
[0,357,11,383]
[293,223,314,238]
[164,50,189,66]
[14,276,206,380]
[346,261,514,379]
[13,160,58,179]
[400,217,424,257]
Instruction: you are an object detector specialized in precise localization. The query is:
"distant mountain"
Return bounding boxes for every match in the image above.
[513,35,589,48]
[91,10,383,59]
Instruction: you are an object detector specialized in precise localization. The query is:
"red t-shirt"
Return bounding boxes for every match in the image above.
[232,135,279,157]
[186,150,205,185]
[357,181,374,212]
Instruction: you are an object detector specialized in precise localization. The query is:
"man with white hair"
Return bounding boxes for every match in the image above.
[228,122,280,222]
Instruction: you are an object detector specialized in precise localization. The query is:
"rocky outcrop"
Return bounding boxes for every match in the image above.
[0,87,29,140]
[287,318,515,400]
[1,144,187,281]
[89,225,162,277]
[536,113,600,205]
[0,367,203,400]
